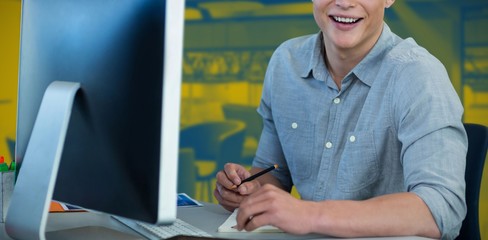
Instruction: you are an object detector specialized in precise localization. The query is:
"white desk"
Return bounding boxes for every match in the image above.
[0,203,431,240]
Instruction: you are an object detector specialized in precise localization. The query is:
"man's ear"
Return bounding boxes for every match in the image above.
[385,0,395,8]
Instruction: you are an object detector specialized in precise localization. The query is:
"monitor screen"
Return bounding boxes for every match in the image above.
[6,0,185,238]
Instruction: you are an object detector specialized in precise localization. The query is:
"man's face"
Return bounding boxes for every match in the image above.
[313,0,394,52]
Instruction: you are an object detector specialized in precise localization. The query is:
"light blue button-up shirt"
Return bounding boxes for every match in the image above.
[253,23,467,239]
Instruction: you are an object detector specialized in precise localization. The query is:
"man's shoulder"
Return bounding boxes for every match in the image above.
[386,38,441,67]
[276,33,318,53]
[383,38,452,99]
[267,33,319,70]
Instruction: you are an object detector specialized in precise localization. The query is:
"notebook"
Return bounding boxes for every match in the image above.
[217,209,283,233]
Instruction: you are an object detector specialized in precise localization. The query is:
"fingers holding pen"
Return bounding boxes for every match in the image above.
[214,163,252,211]
[218,163,251,189]
[213,187,240,212]
[236,179,261,195]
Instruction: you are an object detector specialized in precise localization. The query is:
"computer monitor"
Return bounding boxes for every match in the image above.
[5,0,185,239]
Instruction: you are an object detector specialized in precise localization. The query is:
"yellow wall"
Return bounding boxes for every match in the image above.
[0,0,21,166]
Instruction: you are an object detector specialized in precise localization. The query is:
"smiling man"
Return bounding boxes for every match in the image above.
[214,0,468,239]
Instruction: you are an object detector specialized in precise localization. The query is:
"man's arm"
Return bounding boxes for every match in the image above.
[236,185,440,238]
[392,59,467,238]
[310,192,440,238]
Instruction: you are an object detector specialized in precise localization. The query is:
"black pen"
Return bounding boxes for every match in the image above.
[231,164,278,189]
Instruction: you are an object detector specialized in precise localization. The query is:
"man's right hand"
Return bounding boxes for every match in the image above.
[214,163,262,211]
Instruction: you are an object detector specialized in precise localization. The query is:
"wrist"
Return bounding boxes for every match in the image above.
[305,201,332,234]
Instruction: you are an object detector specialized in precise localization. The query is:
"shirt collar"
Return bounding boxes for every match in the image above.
[302,32,326,80]
[352,23,397,87]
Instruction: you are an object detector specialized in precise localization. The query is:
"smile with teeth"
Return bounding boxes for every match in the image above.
[333,16,360,24]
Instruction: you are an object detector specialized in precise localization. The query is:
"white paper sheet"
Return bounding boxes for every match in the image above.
[218,209,284,233]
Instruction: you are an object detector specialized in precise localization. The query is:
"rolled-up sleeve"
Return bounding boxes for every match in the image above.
[393,55,467,239]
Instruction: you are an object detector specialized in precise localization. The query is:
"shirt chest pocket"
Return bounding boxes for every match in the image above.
[337,130,379,192]
[276,117,315,180]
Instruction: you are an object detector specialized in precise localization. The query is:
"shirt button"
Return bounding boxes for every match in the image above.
[349,135,356,142]
[333,98,341,104]
[325,142,332,149]
[291,122,298,129]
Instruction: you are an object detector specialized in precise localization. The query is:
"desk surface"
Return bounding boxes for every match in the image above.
[0,203,431,240]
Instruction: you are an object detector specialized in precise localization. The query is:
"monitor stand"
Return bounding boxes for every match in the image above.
[5,81,80,240]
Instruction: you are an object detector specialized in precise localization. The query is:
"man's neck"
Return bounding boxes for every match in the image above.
[321,30,382,89]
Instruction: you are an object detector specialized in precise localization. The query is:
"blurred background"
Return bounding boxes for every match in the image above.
[1,0,487,237]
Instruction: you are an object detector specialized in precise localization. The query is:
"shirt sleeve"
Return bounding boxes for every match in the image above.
[253,50,293,192]
[392,50,467,239]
